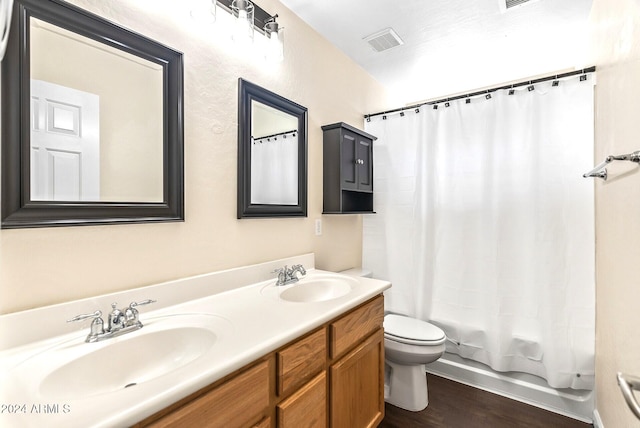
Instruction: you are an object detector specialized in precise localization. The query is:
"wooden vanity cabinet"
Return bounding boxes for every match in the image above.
[135,295,384,428]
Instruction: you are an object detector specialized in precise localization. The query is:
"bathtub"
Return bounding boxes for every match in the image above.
[426,352,594,423]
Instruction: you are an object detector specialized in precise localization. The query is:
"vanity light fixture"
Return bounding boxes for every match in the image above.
[209,0,283,60]
[190,0,217,24]
[264,14,284,62]
[231,0,254,45]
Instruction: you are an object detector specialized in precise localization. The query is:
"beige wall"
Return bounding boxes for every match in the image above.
[0,0,391,314]
[589,0,640,426]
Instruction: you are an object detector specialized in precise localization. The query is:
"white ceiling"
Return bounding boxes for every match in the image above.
[279,0,593,105]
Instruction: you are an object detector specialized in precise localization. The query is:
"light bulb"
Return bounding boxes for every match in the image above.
[266,31,283,62]
[189,0,216,24]
[263,17,284,62]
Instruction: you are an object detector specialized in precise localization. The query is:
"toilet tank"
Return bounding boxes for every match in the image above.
[339,268,373,278]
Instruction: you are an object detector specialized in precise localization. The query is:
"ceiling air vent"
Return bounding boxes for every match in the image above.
[363,28,404,53]
[503,0,537,10]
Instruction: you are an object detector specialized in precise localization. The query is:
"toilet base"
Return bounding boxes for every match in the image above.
[384,360,429,411]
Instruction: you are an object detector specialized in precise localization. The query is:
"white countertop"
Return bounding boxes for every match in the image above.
[0,254,390,427]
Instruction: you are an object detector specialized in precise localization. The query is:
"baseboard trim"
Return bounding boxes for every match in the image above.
[592,409,604,428]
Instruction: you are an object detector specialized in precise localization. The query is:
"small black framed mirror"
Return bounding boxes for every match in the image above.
[1,0,184,228]
[237,78,307,218]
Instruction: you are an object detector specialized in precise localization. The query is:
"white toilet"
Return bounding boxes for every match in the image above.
[339,268,446,412]
[383,314,446,411]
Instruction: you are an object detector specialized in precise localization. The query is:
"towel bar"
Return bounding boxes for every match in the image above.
[583,150,640,180]
[617,372,640,420]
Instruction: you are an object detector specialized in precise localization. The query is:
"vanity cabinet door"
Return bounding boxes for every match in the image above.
[355,136,373,192]
[338,129,373,193]
[330,329,385,428]
[277,372,327,428]
[339,130,359,191]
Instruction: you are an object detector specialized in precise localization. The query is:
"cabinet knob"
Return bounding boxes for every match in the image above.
[355,159,364,165]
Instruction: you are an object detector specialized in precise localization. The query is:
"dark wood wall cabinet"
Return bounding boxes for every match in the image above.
[322,123,377,214]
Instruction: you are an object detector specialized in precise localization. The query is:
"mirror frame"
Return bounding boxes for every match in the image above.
[1,0,184,228]
[237,78,308,218]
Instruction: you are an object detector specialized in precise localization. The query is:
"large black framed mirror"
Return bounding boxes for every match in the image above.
[1,0,184,228]
[237,78,307,218]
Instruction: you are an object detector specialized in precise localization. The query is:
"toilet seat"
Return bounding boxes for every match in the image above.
[384,314,446,346]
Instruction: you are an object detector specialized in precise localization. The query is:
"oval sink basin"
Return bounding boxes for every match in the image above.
[263,273,358,303]
[14,314,231,401]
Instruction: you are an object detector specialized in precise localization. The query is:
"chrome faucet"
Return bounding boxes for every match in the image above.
[68,299,156,343]
[272,264,306,286]
[108,303,125,332]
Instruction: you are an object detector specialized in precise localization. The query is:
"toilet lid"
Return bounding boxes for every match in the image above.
[384,314,446,343]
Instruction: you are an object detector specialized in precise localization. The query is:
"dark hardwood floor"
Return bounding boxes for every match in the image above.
[379,374,593,428]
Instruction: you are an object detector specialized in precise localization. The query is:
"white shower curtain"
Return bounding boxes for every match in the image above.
[250,131,298,205]
[364,75,595,390]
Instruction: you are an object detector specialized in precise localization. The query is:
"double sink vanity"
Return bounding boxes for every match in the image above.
[0,254,391,427]
[0,2,388,426]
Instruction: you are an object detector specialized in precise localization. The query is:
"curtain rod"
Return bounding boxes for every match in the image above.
[365,66,596,120]
[253,129,297,140]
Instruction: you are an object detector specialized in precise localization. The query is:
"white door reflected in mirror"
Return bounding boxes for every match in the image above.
[30,80,100,201]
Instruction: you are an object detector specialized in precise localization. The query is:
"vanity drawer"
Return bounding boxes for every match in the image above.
[277,371,327,428]
[142,360,270,428]
[277,327,326,397]
[330,295,384,359]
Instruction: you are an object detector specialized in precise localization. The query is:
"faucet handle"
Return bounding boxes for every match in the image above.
[129,299,156,308]
[125,299,156,328]
[67,310,102,323]
[67,310,104,339]
[292,264,306,274]
[272,267,288,285]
